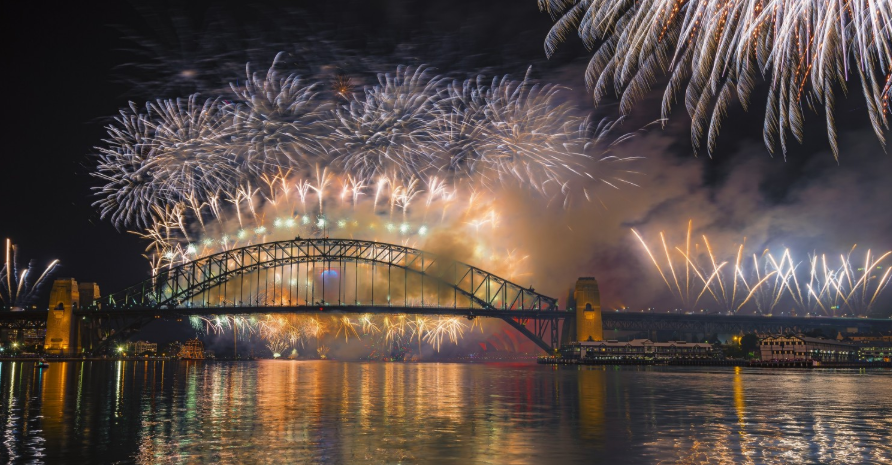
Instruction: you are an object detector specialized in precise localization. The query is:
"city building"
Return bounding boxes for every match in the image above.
[848,333,892,343]
[131,341,158,355]
[163,341,183,357]
[561,339,717,361]
[758,335,858,362]
[178,339,205,359]
[856,342,892,362]
[23,329,46,348]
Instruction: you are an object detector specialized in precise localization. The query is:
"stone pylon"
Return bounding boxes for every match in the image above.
[574,277,603,342]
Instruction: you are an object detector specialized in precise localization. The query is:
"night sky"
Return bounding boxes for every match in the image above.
[3,0,574,293]
[4,0,891,315]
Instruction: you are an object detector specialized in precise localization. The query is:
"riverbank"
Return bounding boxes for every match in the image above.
[0,356,172,362]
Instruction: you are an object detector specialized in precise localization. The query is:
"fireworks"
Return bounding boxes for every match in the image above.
[93,59,644,230]
[189,312,475,358]
[632,222,892,316]
[331,74,354,99]
[0,239,59,310]
[95,34,647,358]
[91,55,649,289]
[539,0,892,158]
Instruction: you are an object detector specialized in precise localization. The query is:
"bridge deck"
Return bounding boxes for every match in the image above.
[5,308,889,331]
[75,305,569,319]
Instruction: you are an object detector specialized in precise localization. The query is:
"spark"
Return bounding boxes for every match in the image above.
[540,0,891,158]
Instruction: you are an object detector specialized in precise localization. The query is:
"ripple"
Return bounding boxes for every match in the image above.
[0,362,890,463]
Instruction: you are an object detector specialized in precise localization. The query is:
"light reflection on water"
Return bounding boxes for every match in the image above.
[0,361,890,464]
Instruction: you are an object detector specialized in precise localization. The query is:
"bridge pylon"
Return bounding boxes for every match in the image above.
[574,277,603,342]
[45,278,78,355]
[44,278,101,355]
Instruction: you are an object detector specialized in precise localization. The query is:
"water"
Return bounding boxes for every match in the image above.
[0,361,890,464]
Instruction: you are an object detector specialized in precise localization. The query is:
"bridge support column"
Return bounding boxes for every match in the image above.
[575,277,603,342]
[76,283,101,354]
[45,279,100,355]
[45,279,79,355]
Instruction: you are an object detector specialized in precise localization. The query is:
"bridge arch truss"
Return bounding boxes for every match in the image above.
[91,238,567,351]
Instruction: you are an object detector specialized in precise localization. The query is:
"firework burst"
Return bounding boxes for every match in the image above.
[1,239,59,310]
[540,0,892,158]
[632,222,892,316]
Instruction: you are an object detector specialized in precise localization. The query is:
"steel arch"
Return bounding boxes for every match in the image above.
[94,238,558,314]
[87,239,566,352]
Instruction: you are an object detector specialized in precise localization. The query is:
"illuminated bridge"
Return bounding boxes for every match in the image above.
[84,238,567,352]
[2,238,891,355]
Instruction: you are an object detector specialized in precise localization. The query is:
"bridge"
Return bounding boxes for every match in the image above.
[84,238,566,353]
[2,237,890,355]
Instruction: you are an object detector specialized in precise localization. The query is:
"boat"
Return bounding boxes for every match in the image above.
[35,358,50,369]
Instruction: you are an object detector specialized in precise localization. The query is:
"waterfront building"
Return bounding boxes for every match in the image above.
[560,339,716,361]
[178,339,205,359]
[131,341,157,355]
[758,335,857,362]
[856,342,892,362]
[163,341,182,357]
[849,333,892,343]
[23,329,46,348]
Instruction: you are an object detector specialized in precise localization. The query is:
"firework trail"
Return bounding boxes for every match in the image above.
[539,0,892,158]
[189,312,475,358]
[93,59,645,232]
[90,54,652,290]
[95,42,648,359]
[0,239,59,310]
[632,223,892,316]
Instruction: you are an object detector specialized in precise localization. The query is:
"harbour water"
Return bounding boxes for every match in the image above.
[1,361,890,464]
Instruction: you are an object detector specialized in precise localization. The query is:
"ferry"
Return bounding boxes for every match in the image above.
[35,358,50,369]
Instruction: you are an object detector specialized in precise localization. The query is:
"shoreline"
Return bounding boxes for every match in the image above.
[537,357,892,369]
[2,356,890,368]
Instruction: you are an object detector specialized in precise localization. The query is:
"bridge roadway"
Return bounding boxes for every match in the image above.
[601,312,892,334]
[4,307,890,334]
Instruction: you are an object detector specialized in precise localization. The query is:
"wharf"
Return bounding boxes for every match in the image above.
[748,360,892,368]
[538,357,741,367]
[539,357,892,369]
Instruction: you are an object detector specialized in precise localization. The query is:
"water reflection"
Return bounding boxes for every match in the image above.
[0,361,889,463]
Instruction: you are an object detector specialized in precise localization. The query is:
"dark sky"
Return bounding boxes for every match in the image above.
[2,0,573,293]
[3,0,890,315]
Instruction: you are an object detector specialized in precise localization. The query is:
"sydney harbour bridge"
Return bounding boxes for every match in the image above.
[2,238,891,355]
